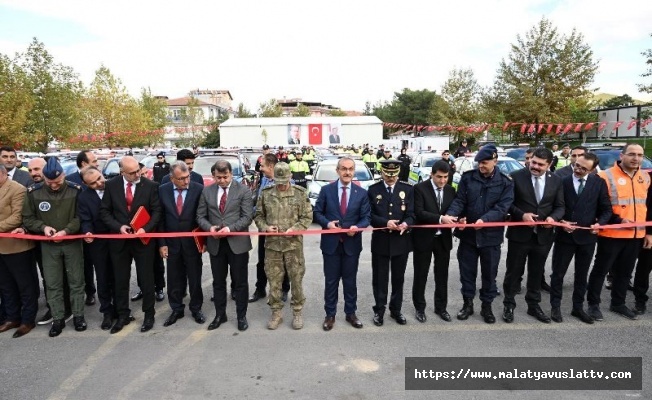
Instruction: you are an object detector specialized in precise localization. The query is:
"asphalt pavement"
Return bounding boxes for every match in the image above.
[1,224,650,400]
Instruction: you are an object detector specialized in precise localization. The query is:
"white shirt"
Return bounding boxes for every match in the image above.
[217,184,231,204]
[7,168,15,180]
[123,177,138,196]
[337,180,350,208]
[531,174,545,200]
[572,174,586,194]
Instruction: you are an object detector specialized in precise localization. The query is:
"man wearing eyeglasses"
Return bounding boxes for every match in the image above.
[549,153,612,324]
[152,152,170,183]
[554,146,588,179]
[587,143,650,321]
[100,156,162,334]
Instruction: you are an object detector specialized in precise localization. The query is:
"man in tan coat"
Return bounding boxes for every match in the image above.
[0,165,39,338]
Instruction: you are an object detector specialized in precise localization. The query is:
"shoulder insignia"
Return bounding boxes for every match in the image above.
[66,181,82,190]
[501,172,513,181]
[27,182,43,192]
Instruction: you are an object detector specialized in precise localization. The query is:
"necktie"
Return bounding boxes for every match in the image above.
[176,188,184,215]
[219,188,227,214]
[126,182,133,211]
[340,186,348,217]
[578,178,585,195]
[436,187,442,209]
[534,176,542,203]
[387,185,392,196]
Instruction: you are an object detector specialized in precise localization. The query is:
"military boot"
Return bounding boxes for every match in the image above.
[480,302,496,324]
[457,298,474,320]
[292,311,304,330]
[267,310,283,330]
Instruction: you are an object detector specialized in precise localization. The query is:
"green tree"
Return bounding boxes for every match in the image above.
[491,17,598,140]
[235,102,254,118]
[20,38,83,151]
[0,54,33,147]
[258,98,282,117]
[363,101,372,116]
[139,87,168,135]
[293,103,311,117]
[328,109,347,116]
[602,94,635,108]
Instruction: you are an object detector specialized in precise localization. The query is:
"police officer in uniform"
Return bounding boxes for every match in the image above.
[22,158,86,337]
[254,162,313,330]
[441,145,514,323]
[152,152,170,183]
[367,159,414,326]
[288,151,310,188]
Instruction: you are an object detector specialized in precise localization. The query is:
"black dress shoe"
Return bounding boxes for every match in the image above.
[634,302,646,315]
[191,311,206,324]
[373,313,384,326]
[435,310,451,322]
[503,306,514,323]
[345,314,363,328]
[163,310,185,327]
[323,316,335,331]
[101,313,113,330]
[141,315,155,332]
[207,314,227,330]
[551,307,563,323]
[49,319,65,337]
[480,304,495,324]
[541,281,551,293]
[457,298,474,320]
[390,311,407,325]
[73,316,87,331]
[248,290,266,303]
[527,306,551,323]
[415,311,426,323]
[110,317,131,334]
[571,308,594,324]
[609,304,638,320]
[282,291,289,302]
[237,317,248,331]
[155,290,165,302]
[85,295,96,306]
[131,290,143,301]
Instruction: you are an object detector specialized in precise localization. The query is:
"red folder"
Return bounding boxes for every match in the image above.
[130,206,151,245]
[192,227,206,253]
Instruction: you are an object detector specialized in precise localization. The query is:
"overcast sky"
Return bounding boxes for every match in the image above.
[1,0,650,114]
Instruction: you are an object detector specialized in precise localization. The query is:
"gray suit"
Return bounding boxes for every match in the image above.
[196,181,253,320]
[197,182,253,255]
[11,168,33,188]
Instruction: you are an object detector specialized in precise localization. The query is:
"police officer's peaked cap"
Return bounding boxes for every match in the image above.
[379,159,401,177]
[43,157,63,180]
[474,145,498,162]
[262,144,270,150]
[157,151,165,157]
[274,162,291,184]
[562,143,570,148]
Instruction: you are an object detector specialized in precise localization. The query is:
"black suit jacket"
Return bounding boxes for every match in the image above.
[78,188,110,234]
[158,181,203,254]
[412,179,454,252]
[160,171,204,186]
[11,168,33,187]
[368,181,414,256]
[555,173,613,245]
[66,171,86,188]
[506,168,565,245]
[99,176,162,251]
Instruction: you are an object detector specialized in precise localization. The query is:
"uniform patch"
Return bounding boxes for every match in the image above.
[617,178,627,185]
[39,201,51,211]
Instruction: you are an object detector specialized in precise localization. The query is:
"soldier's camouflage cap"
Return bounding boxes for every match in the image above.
[274,162,291,184]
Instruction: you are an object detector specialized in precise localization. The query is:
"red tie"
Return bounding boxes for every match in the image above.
[219,188,227,214]
[176,188,184,215]
[126,182,133,212]
[340,186,347,217]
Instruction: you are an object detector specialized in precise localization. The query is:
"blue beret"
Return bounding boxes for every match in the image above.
[474,145,498,162]
[43,157,63,180]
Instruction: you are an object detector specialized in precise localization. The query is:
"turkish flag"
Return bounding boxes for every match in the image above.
[309,124,322,145]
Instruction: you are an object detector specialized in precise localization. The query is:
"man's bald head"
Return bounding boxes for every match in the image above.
[119,156,141,183]
[28,157,46,183]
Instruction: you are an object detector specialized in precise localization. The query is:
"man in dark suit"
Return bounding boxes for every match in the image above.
[99,156,162,334]
[160,149,204,186]
[197,160,253,332]
[553,145,586,180]
[368,159,414,326]
[412,160,455,323]
[502,147,565,324]
[549,153,612,324]
[159,161,206,327]
[78,166,116,330]
[1,146,33,187]
[67,149,99,306]
[314,157,371,331]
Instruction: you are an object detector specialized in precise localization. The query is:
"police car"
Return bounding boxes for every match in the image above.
[306,159,378,207]
[407,152,445,185]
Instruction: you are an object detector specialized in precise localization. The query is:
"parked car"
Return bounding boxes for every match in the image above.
[585,144,652,172]
[193,153,255,188]
[505,147,530,166]
[306,159,378,207]
[101,157,122,180]
[452,155,524,187]
[407,152,442,185]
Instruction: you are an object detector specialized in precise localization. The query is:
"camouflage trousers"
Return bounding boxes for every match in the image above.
[264,247,305,312]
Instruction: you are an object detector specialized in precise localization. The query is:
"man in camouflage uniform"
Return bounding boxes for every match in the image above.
[254,162,313,330]
[22,157,86,337]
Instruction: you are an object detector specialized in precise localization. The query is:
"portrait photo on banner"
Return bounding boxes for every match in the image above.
[287,124,302,145]
[328,123,342,144]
